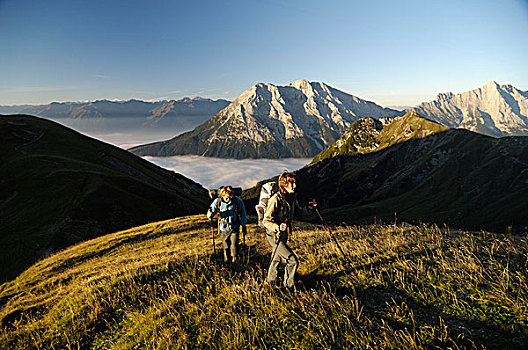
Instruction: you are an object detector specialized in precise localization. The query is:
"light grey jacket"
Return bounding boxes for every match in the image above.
[262,191,295,236]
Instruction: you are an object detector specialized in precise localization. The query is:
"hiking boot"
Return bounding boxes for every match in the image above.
[286,287,300,295]
[264,279,276,287]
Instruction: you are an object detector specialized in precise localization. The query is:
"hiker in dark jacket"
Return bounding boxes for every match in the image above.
[262,172,299,289]
[207,186,247,263]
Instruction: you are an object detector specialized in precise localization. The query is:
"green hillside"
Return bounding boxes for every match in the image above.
[0,215,526,349]
[0,115,209,282]
[311,112,450,164]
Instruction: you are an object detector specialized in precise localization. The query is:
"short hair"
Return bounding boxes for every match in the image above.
[219,186,234,198]
[278,172,297,192]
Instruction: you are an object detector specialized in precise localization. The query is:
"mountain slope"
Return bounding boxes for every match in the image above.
[311,112,450,164]
[129,80,402,159]
[0,114,209,282]
[1,216,526,349]
[296,129,528,232]
[409,81,528,137]
[244,113,527,232]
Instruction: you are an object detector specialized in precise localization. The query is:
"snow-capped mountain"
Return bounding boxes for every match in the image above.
[409,81,528,137]
[130,80,402,158]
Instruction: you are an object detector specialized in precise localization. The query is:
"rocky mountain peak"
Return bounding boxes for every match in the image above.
[288,79,315,92]
[410,82,528,137]
[130,80,403,159]
[436,92,454,101]
[483,80,499,89]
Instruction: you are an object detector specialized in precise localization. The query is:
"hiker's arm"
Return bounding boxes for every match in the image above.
[295,197,316,214]
[294,197,302,215]
[262,196,280,233]
[207,198,219,219]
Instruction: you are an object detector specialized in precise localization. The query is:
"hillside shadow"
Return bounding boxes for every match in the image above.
[288,128,528,233]
[295,128,455,206]
[245,127,458,216]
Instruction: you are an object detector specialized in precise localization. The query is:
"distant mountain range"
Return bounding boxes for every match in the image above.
[0,114,209,282]
[130,80,403,158]
[131,80,528,159]
[2,80,526,157]
[244,112,528,232]
[0,97,230,134]
[409,81,528,137]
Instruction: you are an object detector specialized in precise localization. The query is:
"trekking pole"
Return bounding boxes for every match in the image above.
[210,218,216,256]
[242,225,248,263]
[312,204,348,261]
[264,229,286,287]
[269,229,283,264]
[242,225,246,247]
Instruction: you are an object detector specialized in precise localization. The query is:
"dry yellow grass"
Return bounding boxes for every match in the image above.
[1,215,527,349]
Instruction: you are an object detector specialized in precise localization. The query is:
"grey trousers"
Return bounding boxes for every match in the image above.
[266,231,298,288]
[221,228,239,260]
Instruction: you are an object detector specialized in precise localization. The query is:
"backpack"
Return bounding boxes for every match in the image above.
[208,187,242,199]
[255,181,279,228]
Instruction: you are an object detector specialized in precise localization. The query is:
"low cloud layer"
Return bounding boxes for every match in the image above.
[89,130,184,149]
[144,156,311,190]
[73,130,311,190]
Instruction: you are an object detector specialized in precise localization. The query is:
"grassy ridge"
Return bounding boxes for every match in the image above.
[310,113,450,164]
[1,215,527,349]
[0,115,209,282]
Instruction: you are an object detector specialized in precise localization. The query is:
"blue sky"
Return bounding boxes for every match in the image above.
[1,0,527,107]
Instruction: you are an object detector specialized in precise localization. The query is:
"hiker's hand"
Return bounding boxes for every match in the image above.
[274,230,282,244]
[280,223,287,231]
[308,199,317,210]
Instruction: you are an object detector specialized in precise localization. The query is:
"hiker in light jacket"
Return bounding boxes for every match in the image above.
[263,172,299,289]
[207,186,247,263]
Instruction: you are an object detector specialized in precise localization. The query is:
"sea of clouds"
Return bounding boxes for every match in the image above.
[144,156,311,190]
[86,129,311,190]
[89,130,188,150]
